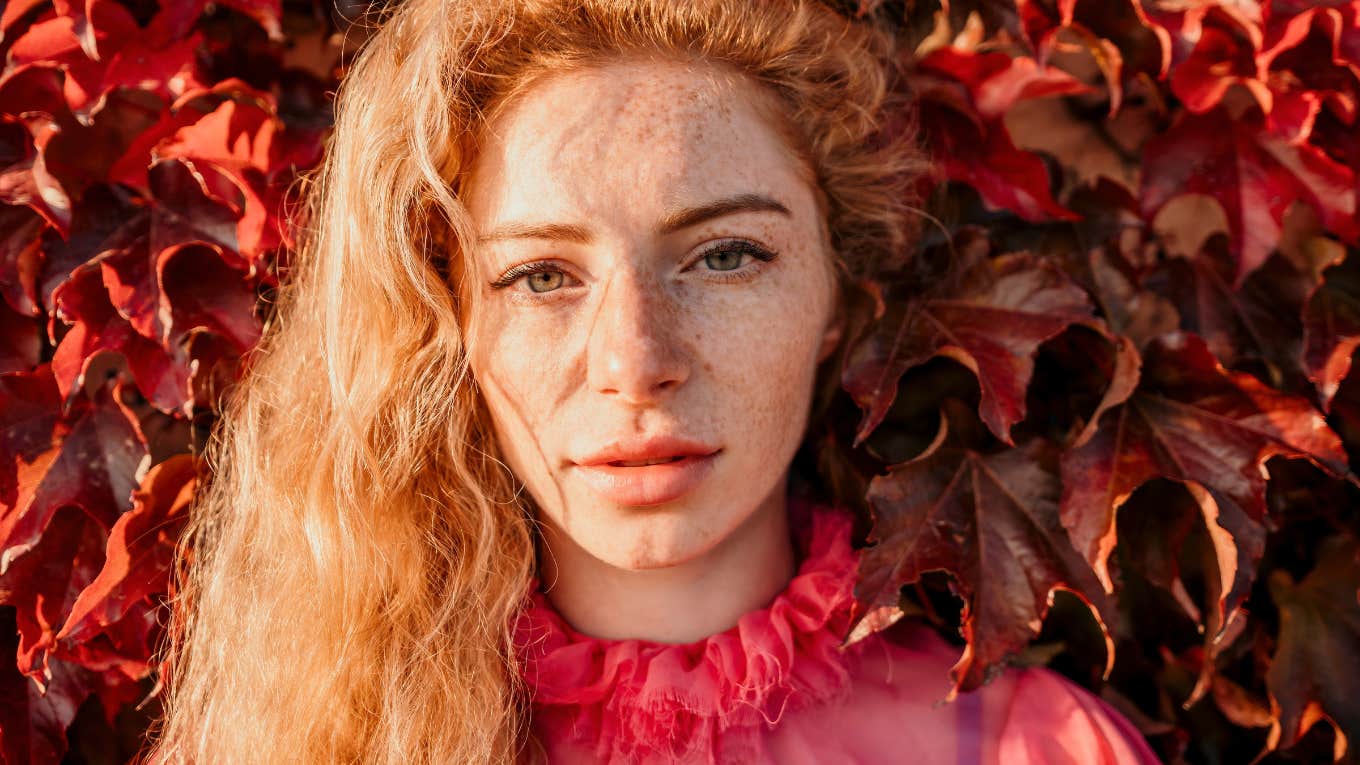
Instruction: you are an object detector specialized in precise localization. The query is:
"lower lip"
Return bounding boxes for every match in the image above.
[571,452,720,506]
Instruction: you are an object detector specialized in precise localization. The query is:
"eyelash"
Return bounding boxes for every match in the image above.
[487,239,779,300]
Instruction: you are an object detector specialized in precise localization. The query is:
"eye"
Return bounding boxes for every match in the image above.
[488,261,573,295]
[525,271,563,293]
[694,239,778,277]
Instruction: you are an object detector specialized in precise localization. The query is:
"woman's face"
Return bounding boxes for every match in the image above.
[462,58,843,570]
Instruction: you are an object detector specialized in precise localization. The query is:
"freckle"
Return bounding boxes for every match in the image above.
[703,362,713,373]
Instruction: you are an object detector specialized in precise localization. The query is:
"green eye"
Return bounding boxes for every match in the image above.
[527,271,564,293]
[697,240,778,274]
[704,249,745,271]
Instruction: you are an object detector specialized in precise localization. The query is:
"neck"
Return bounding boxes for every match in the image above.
[535,483,797,643]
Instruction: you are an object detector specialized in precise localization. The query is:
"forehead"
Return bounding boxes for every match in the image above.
[462,57,812,224]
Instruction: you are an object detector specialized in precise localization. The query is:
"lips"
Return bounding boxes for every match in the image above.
[571,436,721,506]
[574,435,720,467]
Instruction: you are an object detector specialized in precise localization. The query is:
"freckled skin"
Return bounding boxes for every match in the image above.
[461,58,843,640]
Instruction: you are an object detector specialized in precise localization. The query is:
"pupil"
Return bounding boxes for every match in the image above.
[529,272,562,293]
[707,249,742,271]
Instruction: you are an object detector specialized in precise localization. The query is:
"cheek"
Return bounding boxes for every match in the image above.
[691,272,831,426]
[468,307,578,477]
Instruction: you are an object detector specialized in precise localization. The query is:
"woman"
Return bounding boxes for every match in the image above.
[145,0,1163,763]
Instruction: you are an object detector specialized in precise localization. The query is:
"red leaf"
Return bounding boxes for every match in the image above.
[53,595,159,682]
[1060,333,1349,596]
[922,98,1081,222]
[0,378,147,573]
[3,0,206,123]
[158,244,262,352]
[57,454,196,647]
[0,366,63,512]
[101,236,260,352]
[154,97,289,261]
[856,426,1113,696]
[844,244,1097,445]
[146,158,243,263]
[911,49,1084,222]
[1141,107,1357,286]
[0,505,106,680]
[917,48,1091,119]
[1265,535,1360,757]
[1258,6,1360,143]
[1168,9,1270,115]
[0,0,47,36]
[50,262,191,413]
[0,109,74,233]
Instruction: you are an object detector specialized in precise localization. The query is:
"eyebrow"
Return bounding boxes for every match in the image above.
[474,193,792,244]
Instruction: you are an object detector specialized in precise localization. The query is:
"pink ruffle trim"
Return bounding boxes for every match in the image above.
[512,498,860,764]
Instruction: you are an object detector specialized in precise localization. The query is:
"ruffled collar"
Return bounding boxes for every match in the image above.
[512,495,861,764]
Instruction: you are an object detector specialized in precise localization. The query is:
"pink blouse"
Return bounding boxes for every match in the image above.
[513,497,1163,765]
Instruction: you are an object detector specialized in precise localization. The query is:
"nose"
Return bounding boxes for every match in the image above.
[586,267,690,404]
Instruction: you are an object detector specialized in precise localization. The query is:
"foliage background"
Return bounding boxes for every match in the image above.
[2,0,1359,762]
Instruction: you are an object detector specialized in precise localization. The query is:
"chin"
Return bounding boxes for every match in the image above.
[592,513,722,571]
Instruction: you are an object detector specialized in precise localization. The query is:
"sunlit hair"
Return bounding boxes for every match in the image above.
[143,0,925,763]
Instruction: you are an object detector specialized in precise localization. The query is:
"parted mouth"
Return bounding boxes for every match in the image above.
[572,435,720,467]
[608,456,687,467]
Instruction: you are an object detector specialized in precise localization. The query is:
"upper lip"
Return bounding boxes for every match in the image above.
[573,435,720,467]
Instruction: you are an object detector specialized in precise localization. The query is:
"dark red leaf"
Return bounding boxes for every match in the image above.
[0,112,74,233]
[158,244,261,352]
[1265,535,1360,757]
[0,302,40,375]
[0,612,95,765]
[1145,235,1316,388]
[0,379,146,573]
[0,505,106,680]
[1115,479,1256,706]
[844,246,1097,445]
[36,183,144,313]
[54,595,159,682]
[1258,5,1360,143]
[1060,333,1349,597]
[856,426,1113,695]
[0,201,47,319]
[1302,250,1360,408]
[1030,0,1170,113]
[146,158,242,262]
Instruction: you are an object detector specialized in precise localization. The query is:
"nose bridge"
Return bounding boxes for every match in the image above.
[586,263,688,401]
